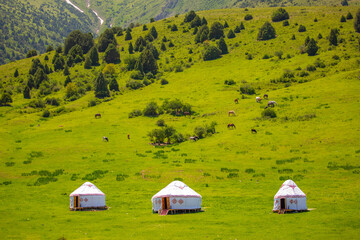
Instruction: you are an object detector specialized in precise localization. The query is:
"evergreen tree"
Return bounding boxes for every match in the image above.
[29,58,44,75]
[257,22,276,40]
[305,36,310,46]
[355,9,360,33]
[201,17,208,25]
[161,42,166,51]
[209,21,224,40]
[341,15,346,22]
[44,64,50,74]
[26,49,37,58]
[193,26,198,35]
[140,48,158,74]
[145,32,154,42]
[298,25,306,32]
[27,75,34,89]
[23,86,31,99]
[98,29,117,52]
[89,46,99,66]
[104,44,120,64]
[64,30,94,55]
[14,69,19,77]
[146,44,159,59]
[150,26,158,39]
[223,21,229,28]
[307,38,319,56]
[94,72,110,98]
[134,36,147,51]
[46,45,54,52]
[63,64,70,76]
[190,15,201,28]
[128,42,134,54]
[329,29,338,46]
[171,24,178,31]
[44,55,49,61]
[227,29,236,39]
[347,12,353,20]
[168,41,175,47]
[203,46,222,61]
[125,29,132,41]
[341,0,348,6]
[217,37,228,54]
[56,45,63,53]
[34,68,48,89]
[64,76,72,87]
[84,57,92,69]
[271,8,290,22]
[318,33,323,39]
[240,22,245,30]
[54,57,64,71]
[162,36,168,42]
[184,10,197,23]
[234,26,241,33]
[109,78,119,91]
[143,24,148,31]
[0,93,12,106]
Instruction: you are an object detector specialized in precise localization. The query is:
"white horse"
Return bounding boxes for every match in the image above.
[265,101,277,109]
[103,136,109,142]
[256,97,262,103]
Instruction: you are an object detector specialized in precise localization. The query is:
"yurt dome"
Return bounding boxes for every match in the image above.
[273,179,307,213]
[69,182,107,210]
[151,181,202,214]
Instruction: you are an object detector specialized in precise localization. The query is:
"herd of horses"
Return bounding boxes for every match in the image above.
[98,93,276,142]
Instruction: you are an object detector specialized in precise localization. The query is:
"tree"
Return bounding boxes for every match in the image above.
[104,44,120,64]
[23,86,31,99]
[184,10,197,23]
[341,0,348,6]
[65,82,79,100]
[0,93,12,106]
[63,64,70,76]
[128,42,134,54]
[227,29,235,39]
[64,76,71,87]
[94,72,110,98]
[272,8,289,22]
[203,46,222,61]
[191,15,201,28]
[217,37,228,54]
[134,36,147,52]
[34,68,48,89]
[26,49,37,58]
[209,22,224,40]
[307,38,319,56]
[98,29,117,52]
[195,25,209,43]
[171,24,178,31]
[341,15,347,22]
[145,32,154,42]
[140,47,158,74]
[257,22,276,40]
[168,41,175,47]
[244,14,253,20]
[64,30,94,55]
[146,44,159,59]
[46,45,54,52]
[150,18,155,23]
[125,29,132,40]
[29,58,44,75]
[240,22,245,30]
[27,75,34,89]
[329,29,339,46]
[84,57,92,69]
[234,26,241,33]
[56,45,63,53]
[347,12,353,20]
[150,26,158,39]
[89,46,99,65]
[14,69,19,77]
[54,57,64,71]
[305,36,310,46]
[143,24,148,31]
[161,42,166,51]
[68,45,84,63]
[143,101,159,116]
[109,78,119,91]
[355,9,360,33]
[201,17,208,25]
[298,25,306,32]
[223,21,229,28]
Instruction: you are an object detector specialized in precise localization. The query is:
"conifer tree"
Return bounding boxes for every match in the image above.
[89,46,99,65]
[161,42,166,51]
[63,64,70,76]
[209,22,224,40]
[109,78,119,91]
[143,24,148,31]
[240,22,245,30]
[329,29,338,46]
[125,29,132,40]
[234,26,241,33]
[354,9,360,33]
[340,15,346,22]
[14,69,19,77]
[94,72,110,98]
[184,10,197,23]
[23,86,31,99]
[201,17,207,25]
[223,21,229,28]
[34,68,48,89]
[64,76,72,87]
[84,57,92,69]
[27,75,34,89]
[347,12,353,20]
[307,38,319,56]
[227,29,235,39]
[104,44,120,64]
[140,48,158,74]
[128,42,134,54]
[0,93,12,106]
[257,22,276,40]
[190,16,202,28]
[150,26,158,39]
[217,37,228,54]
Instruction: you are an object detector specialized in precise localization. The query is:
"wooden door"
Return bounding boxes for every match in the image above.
[74,196,79,208]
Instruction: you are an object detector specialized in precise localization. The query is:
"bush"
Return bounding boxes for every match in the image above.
[203,46,222,61]
[283,20,289,26]
[272,8,289,22]
[257,22,276,40]
[88,99,97,107]
[227,29,235,39]
[340,15,346,23]
[157,119,166,127]
[306,65,316,71]
[262,108,277,118]
[240,84,255,95]
[45,97,60,106]
[29,99,45,108]
[161,78,169,85]
[194,126,206,138]
[244,14,253,20]
[42,110,50,118]
[128,109,142,118]
[143,101,160,117]
[130,71,144,80]
[298,25,306,32]
[224,79,236,85]
[171,24,178,31]
[126,80,143,90]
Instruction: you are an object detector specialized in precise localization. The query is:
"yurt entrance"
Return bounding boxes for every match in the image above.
[162,197,170,209]
[74,196,79,208]
[280,198,286,210]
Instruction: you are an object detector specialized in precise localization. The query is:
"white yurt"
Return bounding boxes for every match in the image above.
[151,181,202,214]
[273,179,307,213]
[69,182,107,210]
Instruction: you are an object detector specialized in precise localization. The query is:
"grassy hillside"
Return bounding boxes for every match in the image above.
[1,5,360,239]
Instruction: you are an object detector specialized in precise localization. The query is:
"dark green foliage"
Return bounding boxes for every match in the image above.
[98,29,117,52]
[68,44,84,63]
[262,108,277,118]
[130,70,144,80]
[128,42,134,54]
[209,22,224,40]
[46,45,54,52]
[191,16,202,28]
[27,75,34,89]
[84,57,92,69]
[124,55,139,71]
[314,18,318,22]
[28,98,45,108]
[94,72,110,98]
[168,41,174,47]
[42,110,50,118]
[217,37,228,54]
[329,29,339,46]
[223,21,229,28]
[34,68,48,89]
[14,69,19,78]
[298,25,306,32]
[162,99,192,115]
[0,93,12,106]
[109,78,119,91]
[291,34,296,40]
[227,29,235,39]
[26,50,37,58]
[307,38,319,56]
[240,84,255,95]
[56,46,63,54]
[341,0,348,6]
[129,109,142,118]
[240,22,245,30]
[340,15,346,22]
[29,58,44,75]
[53,55,65,71]
[139,47,158,74]
[161,78,169,85]
[201,17,208,25]
[195,25,209,43]
[145,33,154,42]
[89,47,99,66]
[150,26,158,39]
[157,119,166,127]
[45,97,60,106]
[162,36,168,42]
[171,24,178,31]
[257,22,276,40]
[184,10,197,23]
[23,86,31,99]
[146,44,159,59]
[203,46,222,61]
[104,44,120,64]
[305,36,310,46]
[272,8,289,22]
[64,76,71,87]
[63,65,70,76]
[283,20,289,26]
[355,9,360,33]
[161,42,166,51]
[150,18,155,23]
[234,26,241,33]
[224,79,236,85]
[126,80,143,90]
[143,101,160,116]
[64,30,94,55]
[125,29,132,40]
[44,55,49,61]
[143,24,148,31]
[134,36,147,52]
[244,14,253,20]
[347,12,353,20]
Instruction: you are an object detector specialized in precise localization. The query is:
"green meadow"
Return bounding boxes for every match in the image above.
[1,6,360,239]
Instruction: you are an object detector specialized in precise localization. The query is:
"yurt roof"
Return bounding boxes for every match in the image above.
[70,182,105,196]
[274,179,306,199]
[151,181,201,200]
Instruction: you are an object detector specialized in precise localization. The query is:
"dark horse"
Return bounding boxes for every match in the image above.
[103,136,109,142]
[227,123,236,129]
[263,94,268,99]
[234,98,239,104]
[251,129,257,134]
[189,136,199,141]
[95,113,101,118]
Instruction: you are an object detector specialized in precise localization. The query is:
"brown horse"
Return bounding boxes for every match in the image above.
[95,113,101,118]
[234,98,239,104]
[228,110,236,116]
[227,123,236,129]
[184,112,191,116]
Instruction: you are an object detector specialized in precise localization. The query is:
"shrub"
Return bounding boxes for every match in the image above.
[307,38,319,56]
[244,14,253,20]
[184,10,197,23]
[298,25,306,32]
[257,22,276,40]
[29,99,45,108]
[347,12,353,20]
[340,15,346,23]
[128,109,142,118]
[194,126,206,138]
[227,29,236,39]
[240,84,255,95]
[42,110,50,118]
[143,101,160,117]
[272,8,289,22]
[209,22,224,40]
[161,78,169,85]
[130,70,143,80]
[306,65,316,71]
[171,24,178,31]
[45,97,60,106]
[224,79,236,85]
[88,99,97,107]
[126,80,143,90]
[262,108,277,118]
[143,79,151,86]
[203,46,222,61]
[217,37,228,54]
[157,119,166,126]
[283,20,289,26]
[262,54,271,59]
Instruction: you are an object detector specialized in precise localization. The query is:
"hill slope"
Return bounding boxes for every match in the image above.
[0,6,360,239]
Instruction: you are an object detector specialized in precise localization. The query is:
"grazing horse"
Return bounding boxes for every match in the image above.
[103,136,109,142]
[234,98,239,104]
[265,101,277,109]
[228,110,236,116]
[227,123,236,129]
[263,94,268,99]
[251,129,257,134]
[127,134,130,140]
[256,97,262,103]
[189,136,199,141]
[95,113,101,118]
[184,112,191,116]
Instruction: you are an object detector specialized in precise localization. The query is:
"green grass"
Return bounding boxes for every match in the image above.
[1,6,360,239]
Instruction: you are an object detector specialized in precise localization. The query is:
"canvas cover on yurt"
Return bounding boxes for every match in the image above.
[69,182,106,210]
[151,181,202,212]
[273,179,307,212]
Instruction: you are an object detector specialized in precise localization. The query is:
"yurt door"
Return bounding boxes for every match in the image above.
[280,198,286,209]
[74,196,79,208]
[162,197,170,209]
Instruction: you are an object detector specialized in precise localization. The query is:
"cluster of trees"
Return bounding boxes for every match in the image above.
[148,124,184,145]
